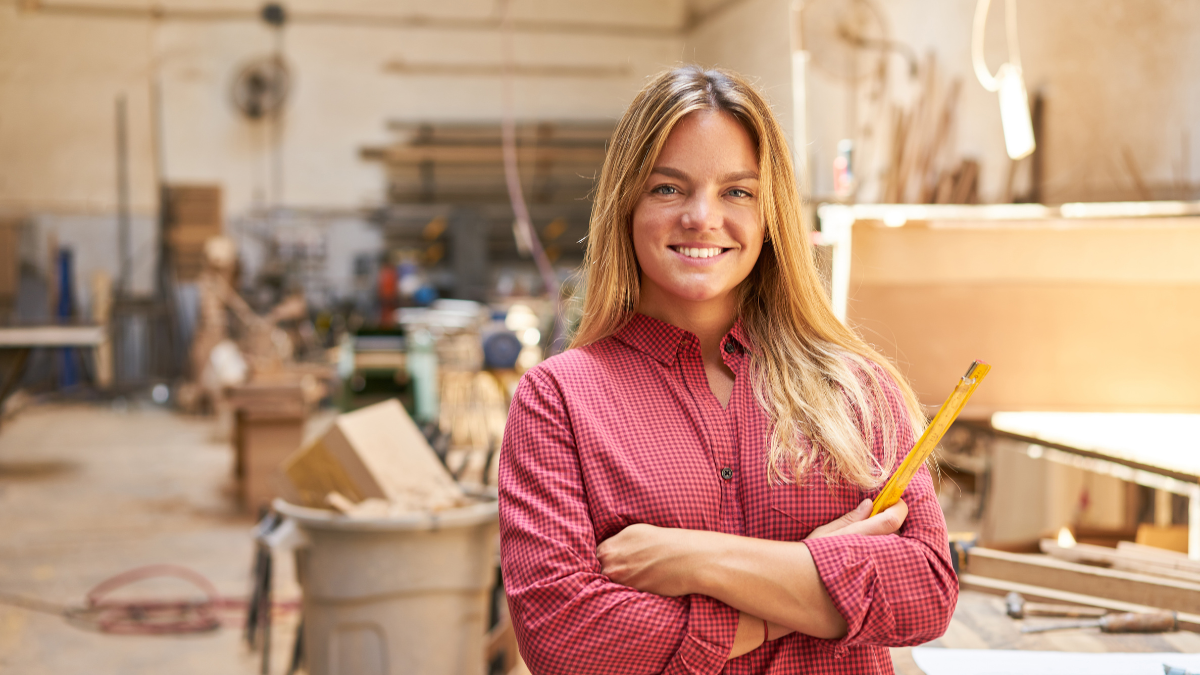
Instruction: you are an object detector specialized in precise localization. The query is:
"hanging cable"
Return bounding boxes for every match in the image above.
[971,0,1035,160]
[498,0,564,353]
[972,0,1024,92]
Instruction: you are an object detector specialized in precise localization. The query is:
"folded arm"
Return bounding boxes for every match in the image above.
[598,364,958,651]
[499,370,744,674]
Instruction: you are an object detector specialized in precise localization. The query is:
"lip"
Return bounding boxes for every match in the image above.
[667,243,729,254]
[669,245,733,263]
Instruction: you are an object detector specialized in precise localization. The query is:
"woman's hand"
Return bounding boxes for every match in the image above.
[597,523,708,596]
[806,498,908,540]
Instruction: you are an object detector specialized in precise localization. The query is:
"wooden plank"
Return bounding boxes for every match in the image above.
[0,325,105,347]
[850,283,1200,414]
[1120,540,1199,562]
[966,547,1200,615]
[1041,539,1200,582]
[960,573,1200,632]
[850,219,1200,285]
[366,145,607,165]
[847,219,1200,414]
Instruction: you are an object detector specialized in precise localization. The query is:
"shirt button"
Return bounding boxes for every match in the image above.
[723,341,736,354]
[720,467,734,481]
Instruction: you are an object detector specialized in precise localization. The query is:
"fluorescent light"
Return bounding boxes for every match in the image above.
[996,64,1036,160]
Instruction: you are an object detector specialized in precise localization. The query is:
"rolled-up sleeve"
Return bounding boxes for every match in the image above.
[802,368,957,653]
[499,369,739,674]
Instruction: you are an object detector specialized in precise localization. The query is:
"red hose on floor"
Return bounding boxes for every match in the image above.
[0,564,298,636]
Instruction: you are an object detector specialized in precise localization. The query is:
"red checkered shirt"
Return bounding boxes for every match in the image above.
[499,313,956,674]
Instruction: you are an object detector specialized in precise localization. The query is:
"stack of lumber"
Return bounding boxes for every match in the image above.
[962,540,1200,631]
[880,56,978,205]
[165,185,222,281]
[438,370,510,487]
[361,121,611,206]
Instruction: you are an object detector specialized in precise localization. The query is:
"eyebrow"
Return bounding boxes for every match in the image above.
[650,166,760,182]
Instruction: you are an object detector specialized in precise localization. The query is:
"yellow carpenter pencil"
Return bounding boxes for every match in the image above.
[870,360,991,517]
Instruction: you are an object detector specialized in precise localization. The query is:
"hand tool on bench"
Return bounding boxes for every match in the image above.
[1005,592,1107,619]
[1020,610,1177,634]
[871,360,991,516]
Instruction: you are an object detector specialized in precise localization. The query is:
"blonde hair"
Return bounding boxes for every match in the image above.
[571,65,927,488]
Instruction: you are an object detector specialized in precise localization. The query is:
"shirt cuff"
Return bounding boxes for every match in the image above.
[803,536,895,657]
[666,595,739,674]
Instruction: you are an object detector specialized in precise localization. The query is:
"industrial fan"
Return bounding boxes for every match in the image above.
[230,55,291,120]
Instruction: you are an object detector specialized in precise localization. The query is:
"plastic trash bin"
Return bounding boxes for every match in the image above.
[275,499,498,675]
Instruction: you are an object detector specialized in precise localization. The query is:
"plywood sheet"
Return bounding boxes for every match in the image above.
[849,283,1200,414]
[847,218,1200,414]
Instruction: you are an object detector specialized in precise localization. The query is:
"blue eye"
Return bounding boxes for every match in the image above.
[651,185,678,195]
[728,188,753,198]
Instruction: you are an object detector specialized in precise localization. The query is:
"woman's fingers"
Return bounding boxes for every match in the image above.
[806,499,908,539]
[805,498,872,539]
[838,500,908,537]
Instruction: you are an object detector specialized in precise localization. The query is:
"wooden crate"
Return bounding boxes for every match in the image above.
[231,383,307,515]
[165,184,222,282]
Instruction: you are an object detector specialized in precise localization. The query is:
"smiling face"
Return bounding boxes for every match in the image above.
[632,110,765,325]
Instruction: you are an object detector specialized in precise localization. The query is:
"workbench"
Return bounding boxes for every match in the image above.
[0,325,105,428]
[892,589,1200,675]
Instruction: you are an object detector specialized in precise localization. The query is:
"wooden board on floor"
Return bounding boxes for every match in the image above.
[1040,539,1200,582]
[965,547,1200,615]
[890,589,1200,675]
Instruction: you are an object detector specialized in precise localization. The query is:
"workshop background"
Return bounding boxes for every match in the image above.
[2,1,1199,674]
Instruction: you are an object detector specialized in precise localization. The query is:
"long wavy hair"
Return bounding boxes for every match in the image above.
[570,65,927,488]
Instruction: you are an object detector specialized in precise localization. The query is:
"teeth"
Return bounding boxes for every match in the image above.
[676,247,722,258]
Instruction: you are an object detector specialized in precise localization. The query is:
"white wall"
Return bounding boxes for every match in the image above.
[684,0,796,149]
[800,0,1200,203]
[0,0,689,218]
[1,0,810,310]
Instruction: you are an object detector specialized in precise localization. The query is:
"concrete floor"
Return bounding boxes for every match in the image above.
[7,401,1199,675]
[0,401,300,675]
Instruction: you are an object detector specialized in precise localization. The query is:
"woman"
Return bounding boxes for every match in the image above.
[499,65,956,674]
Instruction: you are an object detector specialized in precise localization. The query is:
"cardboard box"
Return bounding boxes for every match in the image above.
[281,398,462,511]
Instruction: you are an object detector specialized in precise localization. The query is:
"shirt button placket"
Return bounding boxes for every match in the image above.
[720,467,734,481]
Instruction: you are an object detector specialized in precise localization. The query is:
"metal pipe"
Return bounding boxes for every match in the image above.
[19,1,679,38]
[115,94,131,297]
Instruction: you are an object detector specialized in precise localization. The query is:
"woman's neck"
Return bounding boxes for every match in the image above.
[637,293,737,351]
[638,294,738,408]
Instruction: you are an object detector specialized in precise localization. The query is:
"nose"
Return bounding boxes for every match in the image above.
[680,189,723,231]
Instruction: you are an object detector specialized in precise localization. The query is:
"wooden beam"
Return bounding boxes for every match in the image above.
[959,573,1200,632]
[966,547,1200,615]
[362,145,607,165]
[1040,539,1200,583]
[0,325,105,347]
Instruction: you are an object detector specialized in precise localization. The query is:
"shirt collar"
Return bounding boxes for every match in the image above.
[613,313,756,366]
[613,313,688,366]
